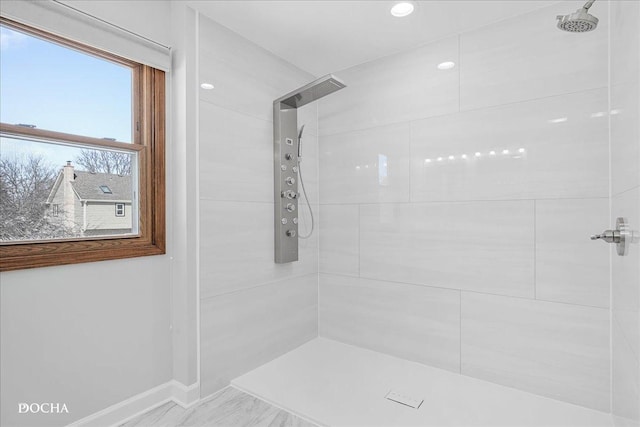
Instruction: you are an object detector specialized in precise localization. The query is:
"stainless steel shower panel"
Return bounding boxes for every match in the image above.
[274,75,346,263]
[274,104,299,263]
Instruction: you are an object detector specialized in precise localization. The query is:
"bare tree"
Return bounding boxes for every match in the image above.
[75,150,132,175]
[0,154,75,241]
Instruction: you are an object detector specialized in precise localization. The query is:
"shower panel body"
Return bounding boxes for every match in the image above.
[273,74,346,263]
[273,103,300,263]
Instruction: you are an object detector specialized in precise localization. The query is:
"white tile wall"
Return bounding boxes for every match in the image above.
[319,205,359,277]
[459,3,608,111]
[535,198,610,308]
[199,19,312,122]
[461,292,610,411]
[410,89,609,202]
[319,274,460,372]
[320,123,411,204]
[200,274,317,396]
[197,15,320,397]
[613,316,640,424]
[318,0,613,412]
[199,200,317,299]
[318,36,459,136]
[611,1,640,423]
[199,101,273,202]
[359,201,535,297]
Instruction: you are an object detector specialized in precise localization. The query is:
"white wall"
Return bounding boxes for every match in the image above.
[0,2,175,426]
[610,1,640,425]
[318,2,611,412]
[195,13,320,397]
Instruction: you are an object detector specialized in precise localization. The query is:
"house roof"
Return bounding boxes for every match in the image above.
[46,169,132,204]
[71,171,132,201]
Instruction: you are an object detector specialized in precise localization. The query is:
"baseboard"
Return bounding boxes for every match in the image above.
[66,381,200,427]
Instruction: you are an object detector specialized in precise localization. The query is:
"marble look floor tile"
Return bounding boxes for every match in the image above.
[119,402,185,427]
[119,388,316,427]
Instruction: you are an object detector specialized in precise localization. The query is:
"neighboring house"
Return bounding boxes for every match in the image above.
[46,161,133,236]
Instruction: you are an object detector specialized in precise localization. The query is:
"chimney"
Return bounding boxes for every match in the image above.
[63,161,75,229]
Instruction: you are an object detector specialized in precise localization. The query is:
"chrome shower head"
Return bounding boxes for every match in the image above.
[557,0,599,32]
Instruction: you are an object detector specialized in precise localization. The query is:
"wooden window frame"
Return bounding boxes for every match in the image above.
[0,17,165,271]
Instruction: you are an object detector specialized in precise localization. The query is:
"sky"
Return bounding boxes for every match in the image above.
[0,24,133,171]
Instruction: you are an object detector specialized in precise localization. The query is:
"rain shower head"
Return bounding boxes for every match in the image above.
[276,74,346,109]
[557,0,599,33]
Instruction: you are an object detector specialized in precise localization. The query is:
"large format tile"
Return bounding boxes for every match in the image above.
[198,14,314,122]
[611,0,640,88]
[612,186,640,359]
[200,275,317,396]
[318,36,459,136]
[411,89,609,201]
[199,102,273,202]
[319,205,359,276]
[461,292,610,412]
[460,2,607,110]
[199,201,317,299]
[319,123,411,204]
[611,81,640,195]
[613,316,640,425]
[319,274,460,372]
[360,201,534,297]
[536,198,610,308]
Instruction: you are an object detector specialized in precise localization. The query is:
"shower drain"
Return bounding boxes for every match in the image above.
[385,390,424,409]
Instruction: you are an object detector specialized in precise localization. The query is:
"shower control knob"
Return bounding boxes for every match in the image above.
[286,176,296,186]
[292,218,298,224]
[281,165,287,171]
[292,166,299,173]
[286,230,296,237]
[281,190,299,199]
[286,203,296,212]
[285,153,294,161]
[281,218,288,225]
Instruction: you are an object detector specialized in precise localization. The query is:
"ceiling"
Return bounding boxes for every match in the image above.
[187,0,564,76]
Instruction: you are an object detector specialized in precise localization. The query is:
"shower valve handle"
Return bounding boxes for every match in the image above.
[590,230,620,243]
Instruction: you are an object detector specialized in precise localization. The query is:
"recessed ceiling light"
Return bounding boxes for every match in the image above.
[437,61,456,70]
[390,1,415,17]
[200,83,214,90]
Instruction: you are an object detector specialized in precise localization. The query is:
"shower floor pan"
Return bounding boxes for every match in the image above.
[232,338,612,427]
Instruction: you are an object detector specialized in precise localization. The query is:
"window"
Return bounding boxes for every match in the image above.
[0,17,165,271]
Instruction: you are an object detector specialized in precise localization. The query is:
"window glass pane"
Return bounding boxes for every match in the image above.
[0,24,132,142]
[0,136,138,242]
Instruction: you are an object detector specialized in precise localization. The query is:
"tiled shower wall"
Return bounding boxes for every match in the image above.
[318,3,611,412]
[611,1,640,425]
[197,15,320,397]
